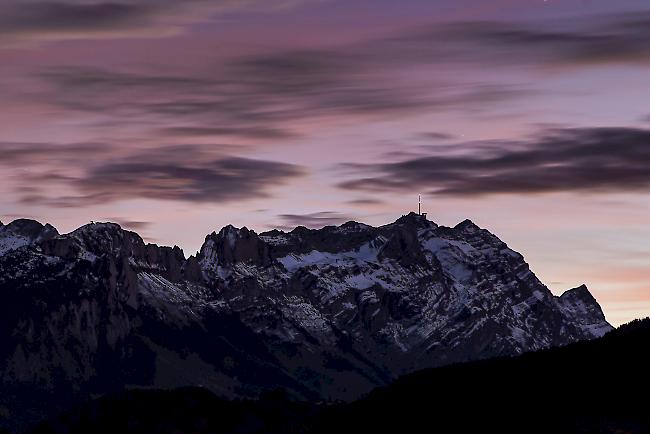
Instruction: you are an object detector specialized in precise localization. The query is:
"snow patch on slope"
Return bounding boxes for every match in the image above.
[422,237,475,283]
[277,241,381,273]
[0,234,31,255]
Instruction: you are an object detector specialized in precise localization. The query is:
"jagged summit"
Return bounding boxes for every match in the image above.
[2,218,58,237]
[454,218,481,232]
[387,211,435,228]
[558,284,612,337]
[562,283,591,297]
[0,213,613,431]
[0,218,59,255]
[201,223,271,268]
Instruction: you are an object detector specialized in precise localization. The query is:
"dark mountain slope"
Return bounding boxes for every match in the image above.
[29,319,650,434]
[30,388,315,434]
[315,317,650,434]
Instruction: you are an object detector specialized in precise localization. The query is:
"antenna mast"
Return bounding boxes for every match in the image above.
[418,194,428,219]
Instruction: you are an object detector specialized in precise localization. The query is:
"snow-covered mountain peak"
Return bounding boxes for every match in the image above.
[0,218,59,255]
[69,221,147,258]
[200,224,271,271]
[71,221,132,239]
[561,284,592,299]
[557,284,611,338]
[387,212,437,230]
[336,221,373,234]
[2,218,58,239]
[454,218,481,233]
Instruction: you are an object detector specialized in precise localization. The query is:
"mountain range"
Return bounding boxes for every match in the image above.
[0,214,612,431]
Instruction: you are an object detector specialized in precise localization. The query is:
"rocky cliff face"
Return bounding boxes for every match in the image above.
[0,214,612,431]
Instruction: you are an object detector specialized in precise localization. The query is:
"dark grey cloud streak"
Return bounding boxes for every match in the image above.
[275,211,356,230]
[159,126,298,141]
[79,154,303,204]
[0,2,152,34]
[0,142,304,207]
[4,2,650,68]
[29,11,650,142]
[339,127,650,196]
[346,198,384,206]
[35,56,519,141]
[105,218,151,231]
[0,0,322,43]
[376,12,650,68]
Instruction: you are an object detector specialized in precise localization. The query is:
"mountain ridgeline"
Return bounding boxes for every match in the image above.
[0,214,612,431]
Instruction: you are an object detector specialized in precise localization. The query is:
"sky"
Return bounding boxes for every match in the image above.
[1,0,649,326]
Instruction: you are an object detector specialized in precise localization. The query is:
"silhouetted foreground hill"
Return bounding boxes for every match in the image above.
[29,389,315,434]
[29,318,650,434]
[316,317,650,434]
